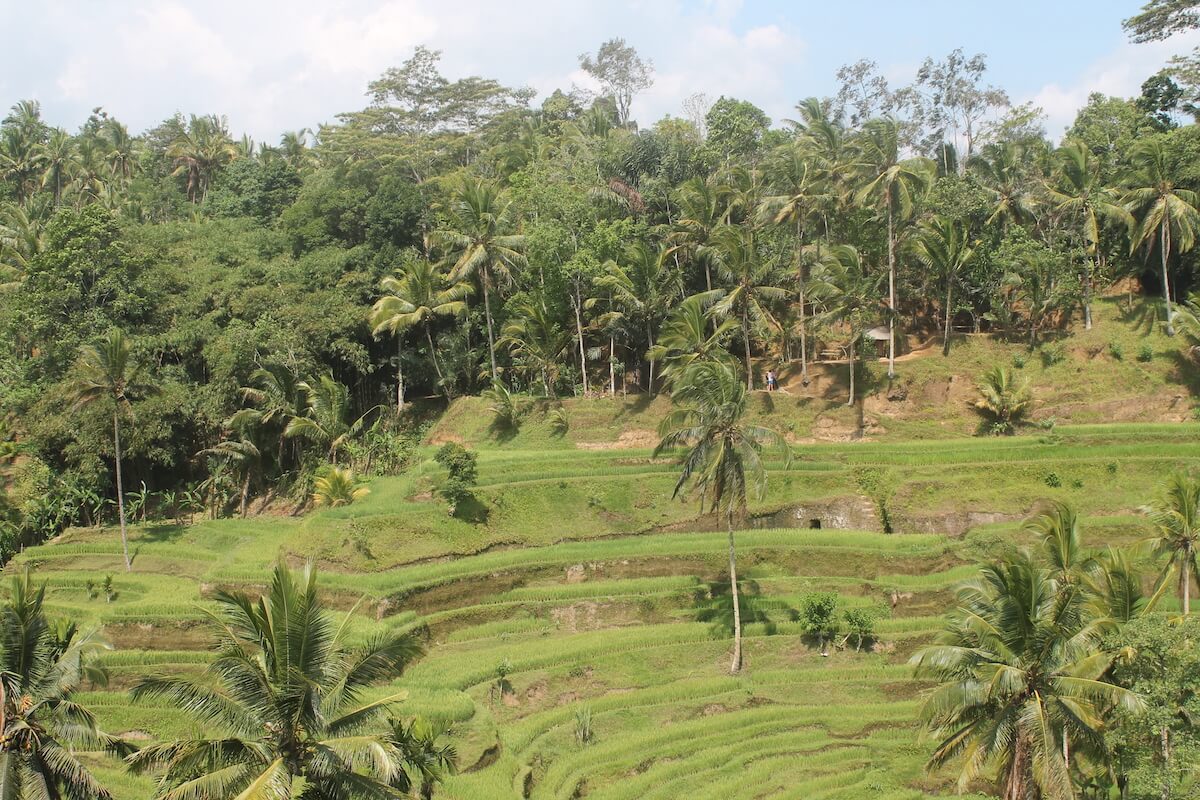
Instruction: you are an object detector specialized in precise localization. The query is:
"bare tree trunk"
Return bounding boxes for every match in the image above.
[1161,726,1171,800]
[1182,544,1191,616]
[396,338,405,414]
[727,511,742,674]
[846,338,856,407]
[646,322,655,395]
[943,281,953,357]
[574,287,589,396]
[1162,222,1175,336]
[113,411,131,572]
[887,207,897,379]
[1083,255,1095,331]
[482,270,498,382]
[426,326,446,395]
[742,306,753,391]
[609,335,616,396]
[240,470,250,518]
[797,221,809,382]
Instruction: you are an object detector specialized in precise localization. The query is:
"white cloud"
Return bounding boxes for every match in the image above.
[1029,30,1200,138]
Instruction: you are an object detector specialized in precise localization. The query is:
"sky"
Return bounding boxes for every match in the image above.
[2,0,1197,144]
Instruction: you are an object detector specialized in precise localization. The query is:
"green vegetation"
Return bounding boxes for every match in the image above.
[3,2,1200,797]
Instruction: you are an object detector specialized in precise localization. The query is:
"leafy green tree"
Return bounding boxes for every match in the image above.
[430,177,526,383]
[799,591,840,656]
[907,215,976,355]
[128,563,423,798]
[1124,136,1200,335]
[578,38,653,128]
[854,118,934,378]
[370,258,470,406]
[654,360,791,673]
[1047,141,1135,330]
[1145,471,1200,616]
[912,552,1141,799]
[0,570,129,799]
[67,329,157,571]
[434,442,478,515]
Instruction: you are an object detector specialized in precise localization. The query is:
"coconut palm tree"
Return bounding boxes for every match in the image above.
[128,563,424,799]
[391,718,457,800]
[0,570,129,799]
[810,244,883,406]
[907,215,976,356]
[969,140,1039,231]
[312,466,370,507]
[230,362,308,472]
[668,175,731,292]
[0,201,44,289]
[647,293,738,390]
[1144,472,1200,616]
[911,552,1141,800]
[500,300,568,396]
[68,329,157,572]
[707,225,787,390]
[370,259,470,406]
[1124,137,1200,336]
[854,118,934,379]
[594,241,682,393]
[166,115,238,204]
[285,374,373,464]
[37,128,77,204]
[974,365,1033,435]
[430,177,526,383]
[198,437,262,518]
[1046,141,1134,330]
[654,360,791,673]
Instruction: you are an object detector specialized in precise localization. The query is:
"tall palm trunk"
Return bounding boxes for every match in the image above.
[742,304,753,391]
[1083,253,1095,331]
[887,207,897,379]
[727,510,742,674]
[609,335,616,396]
[846,338,856,407]
[943,281,953,357]
[1161,221,1175,336]
[797,221,808,382]
[646,321,655,395]
[395,339,405,414]
[574,288,589,395]
[481,268,499,382]
[240,470,250,518]
[113,411,131,572]
[425,326,447,397]
[1182,542,1191,616]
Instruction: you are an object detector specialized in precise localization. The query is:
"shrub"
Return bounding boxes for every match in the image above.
[799,592,841,656]
[1137,344,1154,363]
[1040,343,1065,366]
[1108,341,1124,360]
[483,382,528,432]
[974,366,1033,435]
[549,407,570,437]
[1043,471,1062,488]
[1011,353,1027,369]
[434,443,479,515]
[842,606,880,651]
[574,707,594,745]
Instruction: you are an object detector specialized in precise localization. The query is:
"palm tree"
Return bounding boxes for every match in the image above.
[166,115,238,204]
[974,366,1033,435]
[68,329,157,572]
[854,118,934,379]
[128,563,424,799]
[0,570,129,799]
[707,225,788,389]
[654,361,791,673]
[668,176,731,292]
[370,259,470,406]
[647,293,739,389]
[285,374,373,464]
[907,215,975,356]
[391,718,457,800]
[760,143,833,381]
[1124,137,1200,336]
[430,177,526,383]
[312,466,370,507]
[1047,141,1133,330]
[911,552,1141,799]
[0,201,44,289]
[1144,472,1200,616]
[500,300,568,396]
[198,437,262,518]
[969,141,1039,231]
[37,128,77,204]
[594,241,682,393]
[230,362,308,472]
[810,245,882,406]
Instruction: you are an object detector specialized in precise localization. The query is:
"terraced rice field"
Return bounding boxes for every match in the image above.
[10,422,1200,799]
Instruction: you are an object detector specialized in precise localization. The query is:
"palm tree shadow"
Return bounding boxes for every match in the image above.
[1167,350,1200,400]
[137,523,188,544]
[618,393,654,417]
[758,392,775,414]
[1117,296,1163,336]
[693,576,795,636]
[487,419,520,443]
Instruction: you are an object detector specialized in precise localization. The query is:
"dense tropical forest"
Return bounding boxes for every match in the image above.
[2,1,1200,798]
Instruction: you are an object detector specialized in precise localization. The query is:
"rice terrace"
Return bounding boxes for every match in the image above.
[2,1,1200,799]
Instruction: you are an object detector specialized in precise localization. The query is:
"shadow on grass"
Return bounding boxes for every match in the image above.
[135,523,189,545]
[693,576,795,636]
[452,494,490,524]
[1167,349,1200,402]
